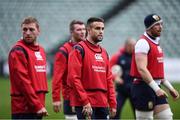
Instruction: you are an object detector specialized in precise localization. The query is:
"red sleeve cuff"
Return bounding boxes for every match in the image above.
[82,99,89,106]
[34,103,44,112]
[109,102,117,109]
[52,96,61,102]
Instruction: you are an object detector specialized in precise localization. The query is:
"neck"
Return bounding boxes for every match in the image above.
[87,35,98,45]
[71,37,80,43]
[23,39,38,46]
[146,31,156,40]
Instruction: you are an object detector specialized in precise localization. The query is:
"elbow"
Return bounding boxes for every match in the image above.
[137,67,145,75]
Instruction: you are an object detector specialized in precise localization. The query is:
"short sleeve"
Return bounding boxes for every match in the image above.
[135,39,150,54]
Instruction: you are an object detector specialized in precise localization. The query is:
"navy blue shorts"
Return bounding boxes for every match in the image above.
[75,106,109,119]
[131,81,168,111]
[63,100,76,115]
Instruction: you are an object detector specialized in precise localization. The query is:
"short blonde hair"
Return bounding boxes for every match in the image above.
[21,16,39,29]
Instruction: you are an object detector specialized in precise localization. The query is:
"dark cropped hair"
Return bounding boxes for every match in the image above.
[69,20,85,32]
[87,17,104,27]
[21,16,39,29]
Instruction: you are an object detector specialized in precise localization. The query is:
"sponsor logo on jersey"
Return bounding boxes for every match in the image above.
[94,54,103,62]
[92,65,106,73]
[34,65,46,72]
[157,57,163,63]
[157,46,162,53]
[35,52,43,60]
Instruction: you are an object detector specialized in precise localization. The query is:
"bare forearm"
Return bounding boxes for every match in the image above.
[138,67,154,84]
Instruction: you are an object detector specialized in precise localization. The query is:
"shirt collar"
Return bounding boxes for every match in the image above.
[144,32,160,45]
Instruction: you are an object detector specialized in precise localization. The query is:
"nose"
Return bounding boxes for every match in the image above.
[81,29,85,34]
[26,29,31,34]
[160,24,163,29]
[99,28,104,34]
[159,23,163,29]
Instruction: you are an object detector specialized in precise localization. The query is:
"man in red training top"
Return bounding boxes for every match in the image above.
[8,16,48,119]
[52,20,86,119]
[68,17,117,119]
[130,13,179,119]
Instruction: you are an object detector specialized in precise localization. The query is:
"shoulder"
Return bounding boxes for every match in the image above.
[101,46,106,51]
[73,43,85,58]
[63,42,71,48]
[39,45,45,51]
[100,47,109,59]
[57,41,73,53]
[135,39,150,54]
[9,45,28,58]
[11,44,24,51]
[136,39,149,46]
[74,41,85,50]
[77,41,85,46]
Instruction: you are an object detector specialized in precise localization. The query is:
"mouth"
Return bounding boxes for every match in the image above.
[98,35,103,39]
[25,37,32,39]
[80,34,85,38]
[157,31,161,34]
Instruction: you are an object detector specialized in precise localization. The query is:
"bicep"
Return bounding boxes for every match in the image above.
[135,53,148,71]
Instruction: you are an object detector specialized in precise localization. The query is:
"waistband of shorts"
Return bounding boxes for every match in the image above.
[133,78,162,85]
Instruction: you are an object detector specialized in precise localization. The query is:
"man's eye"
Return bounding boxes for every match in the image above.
[23,28,28,31]
[29,28,35,32]
[23,28,35,32]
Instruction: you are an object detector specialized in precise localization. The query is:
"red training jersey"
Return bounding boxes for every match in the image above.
[8,39,48,114]
[68,40,117,108]
[130,35,164,79]
[52,41,76,102]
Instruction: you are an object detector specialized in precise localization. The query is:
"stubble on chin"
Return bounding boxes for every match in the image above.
[97,36,103,42]
[23,38,35,45]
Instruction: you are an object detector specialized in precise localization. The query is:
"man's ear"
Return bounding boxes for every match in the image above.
[86,26,90,33]
[37,28,40,36]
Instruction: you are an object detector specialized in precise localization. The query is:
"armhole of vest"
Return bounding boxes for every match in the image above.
[105,50,109,60]
[147,41,151,54]
[11,45,28,59]
[74,44,85,59]
[59,46,68,60]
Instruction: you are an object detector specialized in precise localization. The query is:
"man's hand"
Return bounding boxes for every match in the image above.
[52,101,62,113]
[82,103,92,119]
[114,77,124,85]
[169,89,179,100]
[37,107,48,116]
[109,108,116,118]
[156,88,168,98]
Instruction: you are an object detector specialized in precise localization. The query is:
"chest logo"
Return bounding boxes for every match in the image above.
[94,54,103,62]
[35,52,43,60]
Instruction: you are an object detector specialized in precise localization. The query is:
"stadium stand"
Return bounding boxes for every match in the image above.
[103,0,180,58]
[0,0,180,77]
[0,0,120,61]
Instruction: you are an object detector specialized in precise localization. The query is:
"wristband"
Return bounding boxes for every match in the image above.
[162,80,174,90]
[149,80,161,92]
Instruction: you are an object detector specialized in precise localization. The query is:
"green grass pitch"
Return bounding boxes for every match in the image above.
[0,77,180,119]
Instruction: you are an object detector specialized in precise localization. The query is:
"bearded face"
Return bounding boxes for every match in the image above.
[87,22,104,44]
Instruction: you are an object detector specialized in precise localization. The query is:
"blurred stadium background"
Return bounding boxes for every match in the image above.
[0,0,180,119]
[0,0,180,79]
